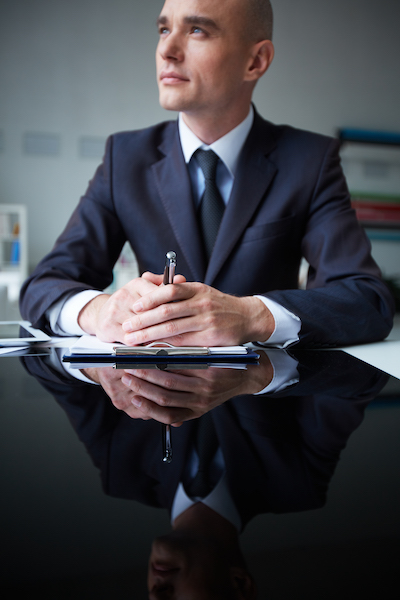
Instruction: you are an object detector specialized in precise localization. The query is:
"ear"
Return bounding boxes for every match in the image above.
[230,566,258,599]
[244,40,274,82]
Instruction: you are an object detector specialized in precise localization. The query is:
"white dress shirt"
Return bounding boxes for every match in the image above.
[171,475,242,531]
[49,107,300,346]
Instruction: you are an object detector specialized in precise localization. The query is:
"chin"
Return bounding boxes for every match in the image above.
[159,99,184,113]
[159,91,191,113]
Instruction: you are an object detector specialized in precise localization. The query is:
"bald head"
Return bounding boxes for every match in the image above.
[244,0,273,42]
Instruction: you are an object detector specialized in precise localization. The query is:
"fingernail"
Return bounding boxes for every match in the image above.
[121,375,132,386]
[122,321,133,332]
[133,301,144,312]
[131,398,142,408]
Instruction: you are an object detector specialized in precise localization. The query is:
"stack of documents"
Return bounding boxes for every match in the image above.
[62,335,259,364]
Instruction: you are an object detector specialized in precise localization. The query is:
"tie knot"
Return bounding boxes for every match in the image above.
[195,149,219,181]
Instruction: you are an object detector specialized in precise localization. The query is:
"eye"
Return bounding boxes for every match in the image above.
[190,25,208,37]
[158,26,169,35]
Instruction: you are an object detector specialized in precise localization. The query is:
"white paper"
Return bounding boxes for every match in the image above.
[0,346,26,356]
[68,335,248,355]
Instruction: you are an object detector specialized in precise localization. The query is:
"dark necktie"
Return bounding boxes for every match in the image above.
[195,149,225,260]
[185,412,218,498]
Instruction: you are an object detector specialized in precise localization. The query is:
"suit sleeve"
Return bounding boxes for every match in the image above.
[19,136,126,333]
[264,138,395,347]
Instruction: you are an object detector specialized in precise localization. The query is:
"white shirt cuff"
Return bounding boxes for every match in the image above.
[255,295,301,348]
[255,348,299,394]
[47,290,105,336]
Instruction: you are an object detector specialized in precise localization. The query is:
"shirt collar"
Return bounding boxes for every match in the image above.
[178,106,254,177]
[171,475,242,532]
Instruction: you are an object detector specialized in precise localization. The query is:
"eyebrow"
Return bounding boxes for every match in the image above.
[156,15,221,32]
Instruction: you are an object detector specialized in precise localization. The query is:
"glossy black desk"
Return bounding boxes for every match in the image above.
[1,348,399,599]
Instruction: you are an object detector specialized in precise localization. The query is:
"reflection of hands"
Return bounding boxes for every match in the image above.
[83,352,273,426]
[122,278,275,347]
[77,272,186,343]
[82,366,153,421]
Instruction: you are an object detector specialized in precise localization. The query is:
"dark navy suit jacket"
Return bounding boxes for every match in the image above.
[19,109,394,346]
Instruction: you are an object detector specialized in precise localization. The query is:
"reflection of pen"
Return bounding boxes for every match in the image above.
[162,251,176,463]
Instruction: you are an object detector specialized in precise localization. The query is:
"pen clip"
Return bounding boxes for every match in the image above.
[162,424,172,463]
[163,250,177,285]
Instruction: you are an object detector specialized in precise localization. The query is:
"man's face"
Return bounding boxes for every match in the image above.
[147,531,239,599]
[156,0,256,121]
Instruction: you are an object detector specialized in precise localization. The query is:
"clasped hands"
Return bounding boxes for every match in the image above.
[78,270,275,348]
[78,270,275,425]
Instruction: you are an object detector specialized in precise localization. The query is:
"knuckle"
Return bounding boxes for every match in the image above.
[165,320,178,335]
[133,314,143,329]
[157,394,170,407]
[199,297,214,315]
[197,397,211,410]
[160,303,172,319]
[114,287,130,304]
[162,376,177,391]
[130,380,143,395]
[202,382,214,396]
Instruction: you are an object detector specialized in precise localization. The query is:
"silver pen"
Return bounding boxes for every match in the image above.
[161,250,176,463]
[163,250,176,286]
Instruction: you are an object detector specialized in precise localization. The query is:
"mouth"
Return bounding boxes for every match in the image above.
[159,71,189,84]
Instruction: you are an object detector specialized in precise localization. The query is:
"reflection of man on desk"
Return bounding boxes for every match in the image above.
[22,349,389,599]
[20,1,394,372]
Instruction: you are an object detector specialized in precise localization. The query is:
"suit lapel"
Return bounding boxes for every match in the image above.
[205,114,278,286]
[152,124,206,282]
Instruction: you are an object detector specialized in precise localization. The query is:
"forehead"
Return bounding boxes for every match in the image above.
[159,0,245,28]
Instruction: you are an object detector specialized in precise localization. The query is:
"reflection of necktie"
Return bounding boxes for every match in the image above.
[195,149,225,260]
[185,412,218,498]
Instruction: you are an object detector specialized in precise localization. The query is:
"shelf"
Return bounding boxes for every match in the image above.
[0,204,27,302]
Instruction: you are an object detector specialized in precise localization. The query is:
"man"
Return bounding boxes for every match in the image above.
[20,0,394,353]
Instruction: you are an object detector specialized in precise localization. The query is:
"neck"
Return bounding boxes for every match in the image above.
[173,503,240,557]
[181,103,252,145]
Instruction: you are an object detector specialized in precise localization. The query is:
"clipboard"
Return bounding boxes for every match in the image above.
[62,348,260,365]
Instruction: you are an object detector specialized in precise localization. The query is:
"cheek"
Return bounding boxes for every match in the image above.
[197,61,227,93]
[155,48,163,72]
[202,54,244,91]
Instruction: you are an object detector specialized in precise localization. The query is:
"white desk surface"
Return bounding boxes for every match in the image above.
[341,315,400,380]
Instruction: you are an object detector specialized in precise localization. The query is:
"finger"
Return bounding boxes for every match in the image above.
[121,287,201,336]
[129,395,194,424]
[142,272,187,285]
[173,275,186,283]
[128,282,196,315]
[123,313,205,346]
[121,372,192,407]
[141,272,164,285]
[122,276,159,297]
[123,367,204,393]
[100,278,160,326]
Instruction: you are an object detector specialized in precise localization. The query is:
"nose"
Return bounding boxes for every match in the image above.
[157,31,184,63]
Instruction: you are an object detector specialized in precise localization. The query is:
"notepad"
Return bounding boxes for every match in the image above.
[68,335,249,356]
